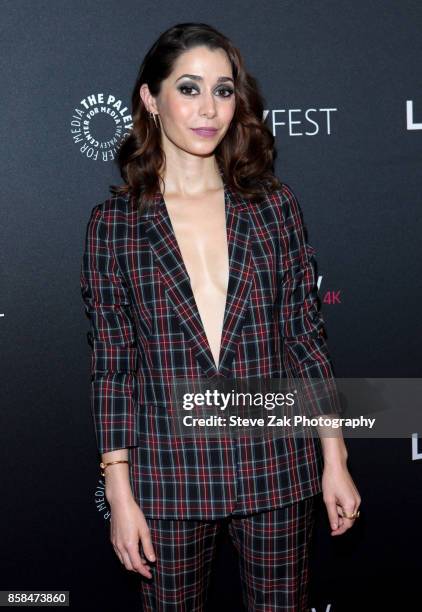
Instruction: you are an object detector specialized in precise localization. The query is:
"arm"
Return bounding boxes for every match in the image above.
[277,184,347,465]
[80,205,138,500]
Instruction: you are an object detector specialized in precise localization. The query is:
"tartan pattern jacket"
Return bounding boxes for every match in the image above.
[80,180,338,519]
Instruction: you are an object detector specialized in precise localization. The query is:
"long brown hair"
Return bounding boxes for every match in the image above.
[110,22,282,214]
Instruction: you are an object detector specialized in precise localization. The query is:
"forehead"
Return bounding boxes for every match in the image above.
[169,46,232,79]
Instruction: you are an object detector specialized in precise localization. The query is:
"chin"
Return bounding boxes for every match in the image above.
[189,142,216,153]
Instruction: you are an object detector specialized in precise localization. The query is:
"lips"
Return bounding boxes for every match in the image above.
[191,128,218,137]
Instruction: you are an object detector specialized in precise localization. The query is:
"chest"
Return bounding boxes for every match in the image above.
[163,189,229,296]
[114,195,280,343]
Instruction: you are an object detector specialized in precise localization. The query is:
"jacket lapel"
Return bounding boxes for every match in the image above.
[144,180,253,377]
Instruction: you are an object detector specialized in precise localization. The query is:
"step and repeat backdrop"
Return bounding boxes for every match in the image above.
[1,1,421,610]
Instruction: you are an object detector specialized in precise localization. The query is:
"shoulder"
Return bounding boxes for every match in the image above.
[84,193,134,242]
[260,181,305,229]
[91,192,132,218]
[87,193,134,228]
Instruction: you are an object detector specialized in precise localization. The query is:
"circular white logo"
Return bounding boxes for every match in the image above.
[70,92,133,161]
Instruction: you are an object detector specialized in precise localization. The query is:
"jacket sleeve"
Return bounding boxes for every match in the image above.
[80,204,139,453]
[277,183,342,416]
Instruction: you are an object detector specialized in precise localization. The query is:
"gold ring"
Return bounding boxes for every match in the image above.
[341,509,360,519]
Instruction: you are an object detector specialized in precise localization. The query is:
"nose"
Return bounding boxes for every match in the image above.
[198,89,217,117]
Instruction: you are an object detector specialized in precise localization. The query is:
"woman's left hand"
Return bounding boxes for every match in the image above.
[321,460,361,536]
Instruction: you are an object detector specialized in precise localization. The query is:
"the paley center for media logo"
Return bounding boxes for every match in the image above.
[70,92,133,161]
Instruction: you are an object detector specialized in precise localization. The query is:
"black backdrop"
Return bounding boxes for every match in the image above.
[1,1,421,610]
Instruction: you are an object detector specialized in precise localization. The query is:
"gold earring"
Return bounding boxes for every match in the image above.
[149,112,159,128]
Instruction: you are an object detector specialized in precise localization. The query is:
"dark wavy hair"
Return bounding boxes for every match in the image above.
[110,22,282,213]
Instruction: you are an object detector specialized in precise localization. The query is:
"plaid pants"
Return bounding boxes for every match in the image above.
[138,495,317,611]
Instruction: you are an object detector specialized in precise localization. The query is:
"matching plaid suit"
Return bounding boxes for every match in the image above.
[80,179,337,609]
[80,180,337,520]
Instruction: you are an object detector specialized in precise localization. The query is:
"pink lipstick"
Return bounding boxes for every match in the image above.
[191,128,218,138]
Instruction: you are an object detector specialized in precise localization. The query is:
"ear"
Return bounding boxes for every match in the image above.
[139,83,158,114]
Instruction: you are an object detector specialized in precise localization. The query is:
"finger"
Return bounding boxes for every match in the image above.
[339,504,358,521]
[140,529,156,563]
[332,517,351,534]
[138,564,153,578]
[336,506,344,529]
[135,558,153,579]
[137,552,153,577]
[111,539,125,565]
[133,558,152,577]
[113,547,124,565]
[330,505,356,535]
[325,499,341,531]
[121,549,135,572]
[139,548,151,568]
[331,522,349,536]
[127,544,153,578]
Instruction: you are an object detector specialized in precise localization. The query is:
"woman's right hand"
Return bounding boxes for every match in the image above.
[109,495,156,579]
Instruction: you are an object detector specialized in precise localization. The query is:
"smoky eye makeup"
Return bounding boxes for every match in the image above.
[177,82,234,97]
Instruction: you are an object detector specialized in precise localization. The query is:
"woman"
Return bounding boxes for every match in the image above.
[80,22,361,611]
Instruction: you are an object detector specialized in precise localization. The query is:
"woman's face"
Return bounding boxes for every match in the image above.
[143,45,236,158]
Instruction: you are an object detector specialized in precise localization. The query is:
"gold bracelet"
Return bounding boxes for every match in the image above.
[100,460,130,476]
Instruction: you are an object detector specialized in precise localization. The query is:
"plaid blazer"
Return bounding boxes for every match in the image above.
[80,180,337,519]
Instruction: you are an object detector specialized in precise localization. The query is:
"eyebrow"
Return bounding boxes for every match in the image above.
[174,74,234,84]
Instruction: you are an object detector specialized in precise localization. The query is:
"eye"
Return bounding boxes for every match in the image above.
[178,85,199,96]
[216,86,234,98]
[177,84,234,98]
